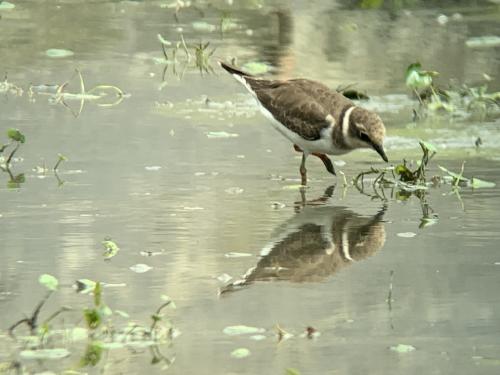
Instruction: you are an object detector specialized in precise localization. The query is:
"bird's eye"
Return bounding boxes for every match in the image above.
[359,132,370,143]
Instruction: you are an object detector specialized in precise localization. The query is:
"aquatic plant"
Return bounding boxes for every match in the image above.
[7,274,176,372]
[29,69,128,117]
[405,62,499,118]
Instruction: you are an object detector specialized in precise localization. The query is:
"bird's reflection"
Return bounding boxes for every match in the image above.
[221,187,387,294]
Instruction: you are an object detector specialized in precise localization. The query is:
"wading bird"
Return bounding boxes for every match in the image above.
[220,62,388,185]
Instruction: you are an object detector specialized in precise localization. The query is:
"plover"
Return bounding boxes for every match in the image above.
[220,61,388,185]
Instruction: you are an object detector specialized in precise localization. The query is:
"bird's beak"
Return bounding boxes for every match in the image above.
[373,144,388,163]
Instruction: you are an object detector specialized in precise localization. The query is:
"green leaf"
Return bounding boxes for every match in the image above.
[20,348,70,360]
[394,164,414,182]
[390,344,416,353]
[230,348,251,359]
[470,178,496,189]
[286,369,301,375]
[80,342,103,367]
[75,278,97,294]
[39,274,59,291]
[223,325,265,336]
[0,1,16,10]
[438,165,469,182]
[7,128,25,143]
[45,48,74,58]
[419,140,437,154]
[405,62,434,90]
[102,239,120,259]
[84,308,101,329]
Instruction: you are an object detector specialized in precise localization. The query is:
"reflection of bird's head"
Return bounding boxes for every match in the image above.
[220,205,387,293]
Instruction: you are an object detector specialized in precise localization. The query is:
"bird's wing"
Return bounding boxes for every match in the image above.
[247,79,332,141]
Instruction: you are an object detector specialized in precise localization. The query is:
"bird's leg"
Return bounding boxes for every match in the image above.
[300,153,307,186]
[312,152,336,176]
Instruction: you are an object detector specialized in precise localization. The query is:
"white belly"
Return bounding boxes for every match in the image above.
[257,101,349,156]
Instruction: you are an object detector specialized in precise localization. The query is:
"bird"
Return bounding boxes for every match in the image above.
[219,187,387,293]
[219,61,388,185]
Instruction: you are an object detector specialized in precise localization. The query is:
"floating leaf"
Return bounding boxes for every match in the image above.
[7,128,25,143]
[145,165,162,171]
[466,36,500,48]
[397,232,416,238]
[69,327,88,341]
[217,273,232,283]
[45,48,74,58]
[206,131,239,139]
[0,1,15,10]
[224,252,252,258]
[225,187,244,195]
[102,239,119,260]
[470,177,496,189]
[20,348,70,360]
[249,334,266,341]
[192,21,217,32]
[223,325,265,336]
[282,184,305,190]
[129,263,152,273]
[75,279,97,294]
[390,344,416,353]
[39,274,59,291]
[241,62,269,75]
[230,348,251,359]
[114,310,130,318]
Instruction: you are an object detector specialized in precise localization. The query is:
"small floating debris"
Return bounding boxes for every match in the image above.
[183,206,204,211]
[466,36,500,48]
[217,273,232,283]
[334,160,346,167]
[304,326,320,339]
[230,348,251,359]
[390,344,416,353]
[45,48,74,58]
[20,348,70,360]
[206,131,239,139]
[145,166,162,171]
[397,232,416,238]
[224,187,244,195]
[192,21,217,32]
[140,249,165,257]
[225,252,252,258]
[129,263,152,273]
[270,202,286,209]
[223,325,265,336]
[249,334,266,341]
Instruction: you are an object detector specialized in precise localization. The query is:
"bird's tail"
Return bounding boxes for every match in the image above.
[218,61,254,78]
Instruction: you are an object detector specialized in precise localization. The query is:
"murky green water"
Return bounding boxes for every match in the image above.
[1,0,500,374]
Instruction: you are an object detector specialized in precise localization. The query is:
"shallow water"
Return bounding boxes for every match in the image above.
[1,0,500,374]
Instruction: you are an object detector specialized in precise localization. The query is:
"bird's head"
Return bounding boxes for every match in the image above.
[348,107,388,162]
